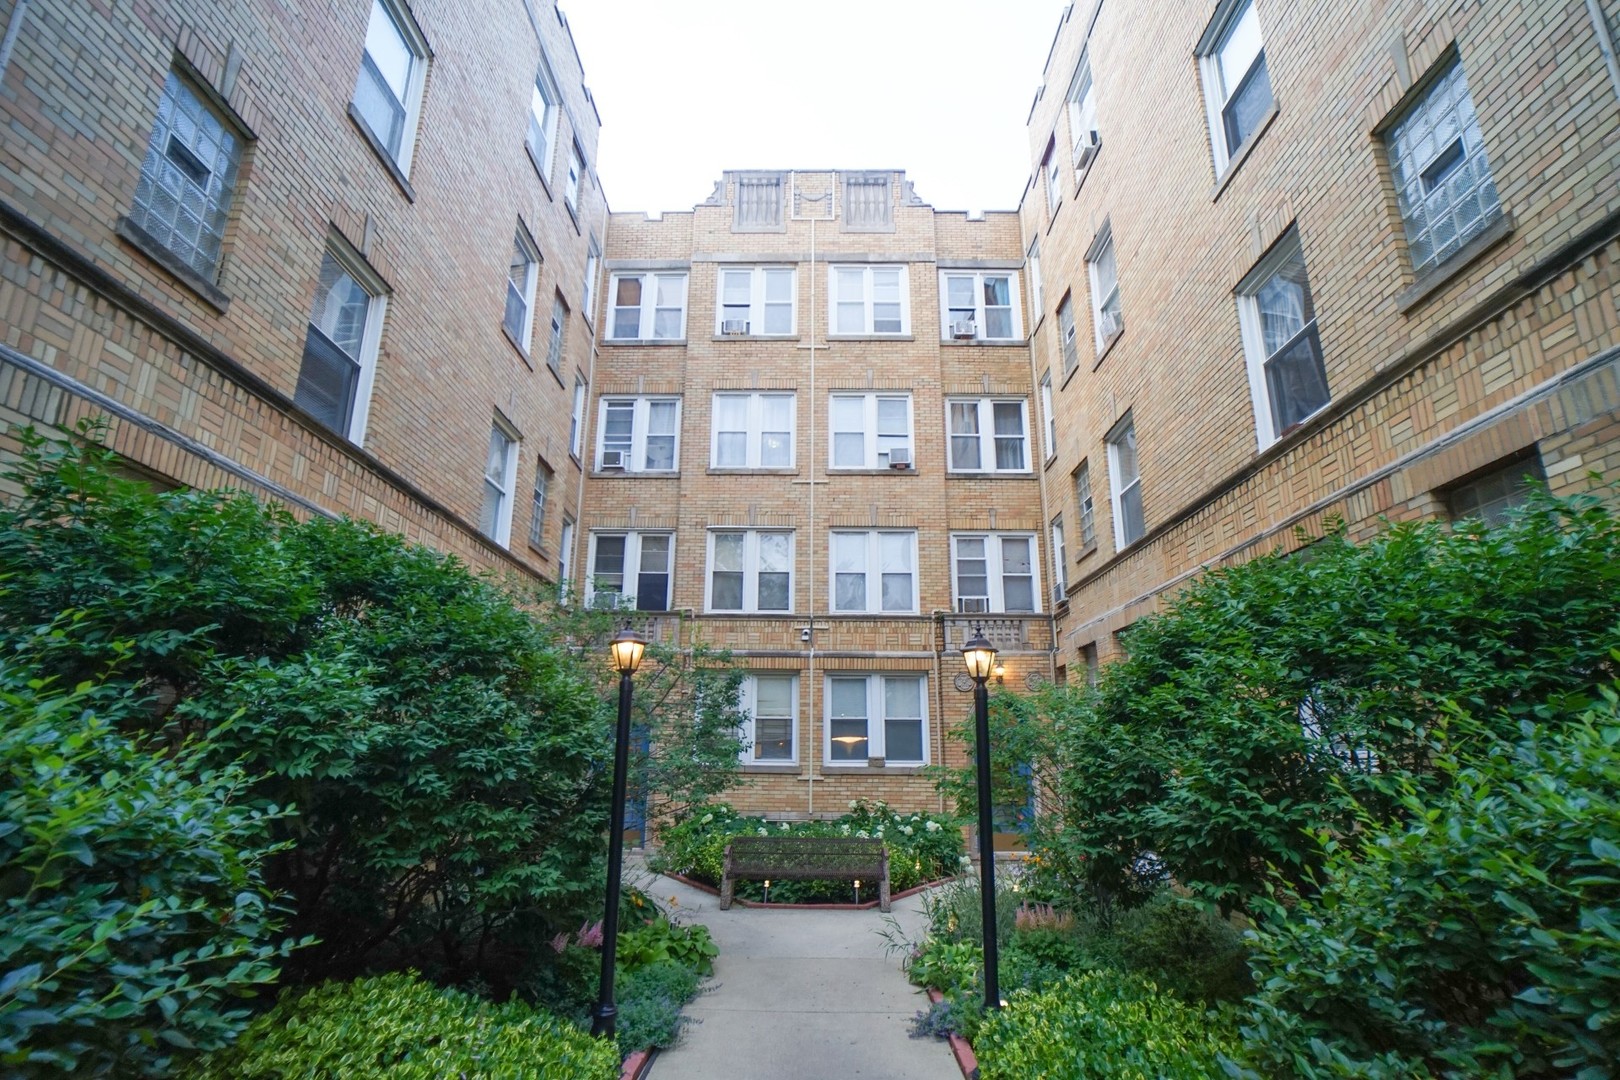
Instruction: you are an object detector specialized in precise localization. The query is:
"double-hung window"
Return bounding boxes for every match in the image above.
[569,377,587,459]
[608,272,687,340]
[295,248,386,443]
[558,518,575,596]
[565,140,584,214]
[587,532,672,611]
[479,420,518,546]
[830,531,917,614]
[129,73,242,282]
[826,674,927,765]
[545,294,568,374]
[527,57,560,180]
[951,534,1039,614]
[1237,229,1329,447]
[717,267,795,336]
[741,674,797,763]
[1088,226,1122,351]
[940,271,1020,341]
[352,0,428,171]
[504,229,539,350]
[947,398,1029,473]
[831,266,908,335]
[1387,59,1502,274]
[707,530,793,613]
[528,458,552,549]
[1050,517,1067,603]
[1026,239,1044,326]
[1075,461,1097,548]
[1044,143,1061,216]
[1199,0,1273,173]
[582,240,601,327]
[1039,374,1056,462]
[1066,57,1099,169]
[1058,293,1079,377]
[1107,416,1145,548]
[597,396,679,472]
[712,392,794,469]
[829,394,912,469]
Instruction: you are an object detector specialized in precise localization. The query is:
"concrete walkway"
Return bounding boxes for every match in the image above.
[631,863,959,1080]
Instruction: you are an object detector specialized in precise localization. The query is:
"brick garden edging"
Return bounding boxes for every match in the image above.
[926,988,981,1080]
[661,871,962,909]
[620,1048,655,1080]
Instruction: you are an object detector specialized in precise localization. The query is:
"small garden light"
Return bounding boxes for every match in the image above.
[609,621,647,674]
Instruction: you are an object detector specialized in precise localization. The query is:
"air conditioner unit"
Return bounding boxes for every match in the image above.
[599,449,626,469]
[1099,309,1123,341]
[1074,129,1100,168]
[957,597,990,614]
[721,319,750,335]
[886,447,912,469]
[950,320,977,340]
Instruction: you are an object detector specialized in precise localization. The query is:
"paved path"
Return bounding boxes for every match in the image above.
[632,863,959,1080]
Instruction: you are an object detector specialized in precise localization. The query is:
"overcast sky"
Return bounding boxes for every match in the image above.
[560,1,1068,217]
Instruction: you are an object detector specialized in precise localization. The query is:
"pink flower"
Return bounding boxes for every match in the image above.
[576,920,604,949]
[550,932,570,954]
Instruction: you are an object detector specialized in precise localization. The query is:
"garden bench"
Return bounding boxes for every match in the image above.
[720,836,890,911]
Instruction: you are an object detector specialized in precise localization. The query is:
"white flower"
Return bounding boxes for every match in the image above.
[757,828,769,836]
[925,820,941,833]
[701,813,713,825]
[901,825,914,836]
[840,824,851,835]
[856,829,870,839]
[959,855,973,868]
[848,799,859,810]
[874,827,884,838]
[780,821,791,830]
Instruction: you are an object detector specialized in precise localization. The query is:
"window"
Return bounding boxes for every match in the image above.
[596,396,679,472]
[1075,460,1097,548]
[527,57,560,180]
[569,377,586,459]
[129,73,242,280]
[711,392,794,469]
[717,267,795,336]
[1088,227,1122,351]
[741,674,797,762]
[528,458,552,549]
[1050,518,1067,603]
[1447,454,1545,527]
[582,240,601,327]
[565,140,583,215]
[1107,416,1144,548]
[504,229,540,350]
[1058,294,1079,377]
[1039,374,1056,461]
[1388,58,1502,274]
[951,533,1039,613]
[947,398,1029,473]
[707,530,793,613]
[829,393,912,469]
[295,249,386,443]
[1238,229,1328,447]
[1067,57,1099,167]
[831,265,908,335]
[586,532,672,611]
[843,172,892,229]
[479,421,518,546]
[1199,0,1273,172]
[734,172,785,231]
[1044,143,1061,214]
[608,272,688,340]
[558,517,575,596]
[545,293,568,374]
[1026,239,1044,326]
[352,0,427,170]
[940,271,1021,341]
[830,531,917,614]
[826,674,927,764]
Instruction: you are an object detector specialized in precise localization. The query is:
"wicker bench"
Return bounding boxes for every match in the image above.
[720,836,890,911]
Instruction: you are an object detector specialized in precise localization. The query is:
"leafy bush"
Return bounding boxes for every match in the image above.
[617,916,717,977]
[1106,893,1251,1004]
[1237,687,1620,1079]
[615,959,702,1054]
[183,972,617,1078]
[973,969,1242,1079]
[0,654,302,1077]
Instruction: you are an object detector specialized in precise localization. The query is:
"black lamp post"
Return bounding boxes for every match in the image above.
[960,624,1001,1012]
[592,620,647,1039]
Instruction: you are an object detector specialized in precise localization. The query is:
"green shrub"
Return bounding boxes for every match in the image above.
[184,972,617,1079]
[973,969,1241,1079]
[0,658,302,1077]
[615,959,702,1054]
[1108,892,1251,1004]
[617,916,717,976]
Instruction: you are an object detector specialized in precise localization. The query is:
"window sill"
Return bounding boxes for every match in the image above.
[1060,360,1080,390]
[1071,150,1100,197]
[502,325,535,369]
[826,334,914,342]
[742,763,801,774]
[711,334,799,342]
[1396,214,1515,314]
[945,470,1037,478]
[565,198,581,236]
[821,763,927,774]
[704,610,796,618]
[828,466,918,476]
[940,338,1028,347]
[590,469,680,478]
[1209,102,1279,203]
[603,338,686,346]
[1043,453,1058,471]
[524,139,555,199]
[527,542,552,562]
[1075,541,1098,564]
[545,360,565,388]
[707,467,799,476]
[114,217,231,314]
[1092,327,1123,371]
[347,102,416,202]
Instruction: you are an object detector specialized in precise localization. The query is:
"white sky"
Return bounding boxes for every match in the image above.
[560,1,1068,217]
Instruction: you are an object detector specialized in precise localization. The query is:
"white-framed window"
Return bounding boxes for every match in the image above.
[1066,56,1098,169]
[479,419,519,546]
[707,530,793,613]
[717,267,795,336]
[352,0,428,172]
[711,392,794,469]
[946,398,1029,473]
[608,272,688,340]
[830,265,908,335]
[527,56,560,181]
[295,247,387,444]
[1044,142,1061,215]
[582,239,601,327]
[940,271,1021,341]
[1107,415,1144,548]
[1237,229,1329,448]
[1026,239,1044,327]
[586,532,673,611]
[1039,373,1056,462]
[1075,460,1097,548]
[740,674,797,763]
[130,72,242,280]
[1388,58,1502,274]
[1199,0,1274,174]
[829,393,912,469]
[528,457,552,549]
[826,673,928,765]
[504,228,540,350]
[545,293,568,374]
[830,530,917,614]
[951,533,1039,614]
[569,376,586,459]
[1058,293,1079,377]
[597,396,680,472]
[565,140,583,214]
[1050,517,1067,603]
[1088,226,1122,351]
[558,517,575,597]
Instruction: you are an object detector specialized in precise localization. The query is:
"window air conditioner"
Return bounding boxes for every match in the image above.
[886,447,912,469]
[950,320,977,340]
[957,597,990,614]
[599,449,626,469]
[1099,309,1122,341]
[1074,129,1100,168]
[721,319,750,335]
